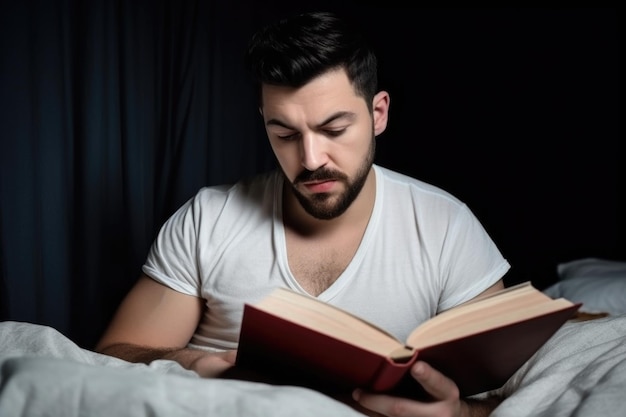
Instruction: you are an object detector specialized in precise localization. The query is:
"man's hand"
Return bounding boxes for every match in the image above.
[352,360,501,417]
[186,349,237,377]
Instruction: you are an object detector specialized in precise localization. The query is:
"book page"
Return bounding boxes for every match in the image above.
[256,288,411,358]
[405,283,574,349]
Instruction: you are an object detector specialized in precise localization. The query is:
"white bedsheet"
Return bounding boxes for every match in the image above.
[488,314,626,417]
[1,316,625,416]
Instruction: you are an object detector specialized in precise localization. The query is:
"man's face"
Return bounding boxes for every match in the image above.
[260,68,387,220]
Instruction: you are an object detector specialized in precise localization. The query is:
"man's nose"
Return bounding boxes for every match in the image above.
[300,133,328,171]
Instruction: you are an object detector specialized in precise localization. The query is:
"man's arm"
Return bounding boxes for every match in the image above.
[95,273,236,377]
[474,279,505,299]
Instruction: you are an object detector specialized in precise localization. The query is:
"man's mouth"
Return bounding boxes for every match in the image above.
[302,179,336,193]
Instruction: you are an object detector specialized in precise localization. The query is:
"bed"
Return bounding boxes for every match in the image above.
[1,258,625,417]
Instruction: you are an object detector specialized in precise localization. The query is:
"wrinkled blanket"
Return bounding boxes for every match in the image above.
[1,316,625,416]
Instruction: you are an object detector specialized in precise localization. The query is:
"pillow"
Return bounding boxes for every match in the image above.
[557,257,626,280]
[542,258,626,316]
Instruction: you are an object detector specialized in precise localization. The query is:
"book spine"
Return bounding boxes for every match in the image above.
[369,350,418,392]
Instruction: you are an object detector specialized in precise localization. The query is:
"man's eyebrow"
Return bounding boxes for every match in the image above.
[265,119,293,129]
[318,111,356,127]
[265,111,356,129]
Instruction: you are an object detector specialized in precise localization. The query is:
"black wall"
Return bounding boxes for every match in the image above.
[364,8,622,287]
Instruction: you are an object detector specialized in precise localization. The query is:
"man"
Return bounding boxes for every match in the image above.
[96,11,509,417]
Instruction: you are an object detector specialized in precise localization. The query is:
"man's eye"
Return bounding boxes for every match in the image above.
[325,129,346,138]
[277,133,300,141]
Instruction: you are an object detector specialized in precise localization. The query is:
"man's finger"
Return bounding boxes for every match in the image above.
[410,361,460,401]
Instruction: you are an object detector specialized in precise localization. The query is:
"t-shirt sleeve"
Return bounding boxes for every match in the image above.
[142,195,202,297]
[437,204,510,311]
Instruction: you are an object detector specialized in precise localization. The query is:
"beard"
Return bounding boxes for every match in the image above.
[286,133,376,220]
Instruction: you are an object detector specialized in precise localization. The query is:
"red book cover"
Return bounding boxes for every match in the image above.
[234,306,415,394]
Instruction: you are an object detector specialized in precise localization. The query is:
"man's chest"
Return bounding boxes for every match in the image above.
[285,232,362,296]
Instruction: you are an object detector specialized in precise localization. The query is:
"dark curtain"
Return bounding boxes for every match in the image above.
[1,4,621,349]
[0,0,281,348]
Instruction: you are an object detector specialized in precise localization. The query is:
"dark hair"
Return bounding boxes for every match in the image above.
[245,11,378,109]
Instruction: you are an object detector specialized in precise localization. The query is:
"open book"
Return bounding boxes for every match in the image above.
[234,282,581,398]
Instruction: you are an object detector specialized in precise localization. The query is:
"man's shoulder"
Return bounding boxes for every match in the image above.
[375,165,463,205]
[194,170,279,200]
[191,171,280,207]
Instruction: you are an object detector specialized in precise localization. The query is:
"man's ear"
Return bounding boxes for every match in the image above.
[372,91,390,136]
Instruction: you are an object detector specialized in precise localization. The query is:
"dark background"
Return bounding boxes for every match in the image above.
[0,3,621,349]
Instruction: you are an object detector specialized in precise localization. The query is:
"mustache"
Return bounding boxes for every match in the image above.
[294,168,347,184]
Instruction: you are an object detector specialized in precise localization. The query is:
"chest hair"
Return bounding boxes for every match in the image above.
[286,233,362,296]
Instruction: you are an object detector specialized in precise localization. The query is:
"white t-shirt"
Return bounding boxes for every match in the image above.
[143,164,510,350]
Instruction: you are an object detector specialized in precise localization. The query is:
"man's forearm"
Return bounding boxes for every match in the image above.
[97,343,237,377]
[97,343,206,368]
